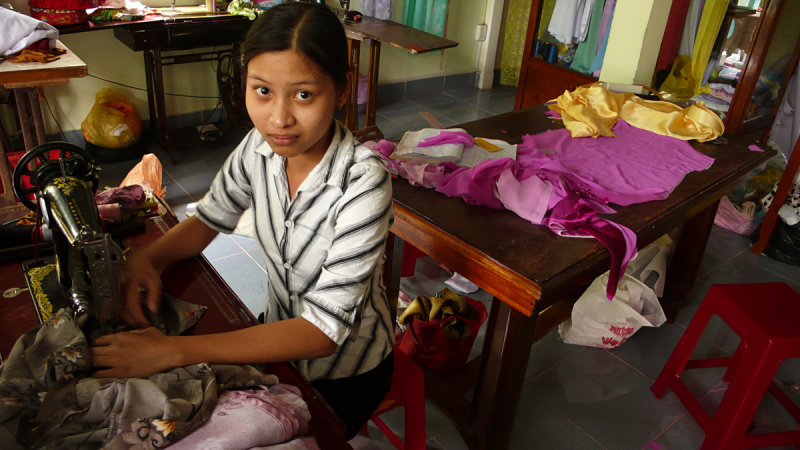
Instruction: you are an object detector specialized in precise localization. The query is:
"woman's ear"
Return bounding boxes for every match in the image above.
[337,72,354,108]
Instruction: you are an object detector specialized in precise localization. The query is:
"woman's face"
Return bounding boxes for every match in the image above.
[245,49,349,162]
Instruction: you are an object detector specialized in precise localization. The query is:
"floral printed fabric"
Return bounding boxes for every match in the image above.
[0,306,312,448]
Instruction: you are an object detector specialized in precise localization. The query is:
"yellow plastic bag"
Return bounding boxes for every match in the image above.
[81,88,143,149]
[658,55,696,102]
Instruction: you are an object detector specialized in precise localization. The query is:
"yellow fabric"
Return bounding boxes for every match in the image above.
[690,0,728,96]
[548,83,725,142]
[659,55,696,101]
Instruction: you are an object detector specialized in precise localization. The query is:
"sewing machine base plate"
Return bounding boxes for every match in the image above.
[21,257,70,324]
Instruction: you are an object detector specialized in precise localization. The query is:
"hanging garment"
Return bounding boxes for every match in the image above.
[547,0,593,45]
[677,0,704,57]
[570,0,605,74]
[768,57,800,160]
[589,0,615,76]
[547,83,724,141]
[403,0,448,36]
[690,0,728,96]
[360,0,393,20]
[500,0,534,86]
[656,0,691,71]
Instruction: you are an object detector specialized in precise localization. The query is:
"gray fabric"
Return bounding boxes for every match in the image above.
[0,301,290,448]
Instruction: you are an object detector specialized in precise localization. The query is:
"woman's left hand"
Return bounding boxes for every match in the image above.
[91,327,179,378]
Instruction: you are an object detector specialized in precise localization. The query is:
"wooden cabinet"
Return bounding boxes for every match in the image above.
[715,0,800,135]
[513,0,800,139]
[514,0,596,110]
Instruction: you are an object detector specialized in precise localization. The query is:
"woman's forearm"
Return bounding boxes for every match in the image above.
[172,318,338,367]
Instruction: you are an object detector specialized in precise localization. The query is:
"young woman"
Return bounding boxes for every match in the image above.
[91,2,395,438]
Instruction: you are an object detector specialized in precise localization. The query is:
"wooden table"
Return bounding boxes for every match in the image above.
[0,40,87,223]
[342,15,458,142]
[0,215,351,449]
[388,106,775,449]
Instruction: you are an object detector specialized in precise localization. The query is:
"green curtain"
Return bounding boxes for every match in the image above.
[403,0,448,36]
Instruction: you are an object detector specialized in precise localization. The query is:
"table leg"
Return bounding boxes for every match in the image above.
[13,88,36,150]
[470,298,539,449]
[364,39,382,138]
[143,32,176,165]
[351,39,383,142]
[662,200,719,321]
[345,39,361,132]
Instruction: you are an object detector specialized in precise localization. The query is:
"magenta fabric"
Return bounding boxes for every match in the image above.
[748,144,765,152]
[516,120,714,206]
[365,139,450,188]
[418,130,474,147]
[545,193,638,300]
[94,184,145,212]
[374,120,714,300]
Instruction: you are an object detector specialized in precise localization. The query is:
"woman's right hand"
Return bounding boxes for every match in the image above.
[121,250,163,328]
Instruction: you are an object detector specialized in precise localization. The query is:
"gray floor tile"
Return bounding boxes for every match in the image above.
[209,252,268,315]
[202,233,245,261]
[510,384,603,449]
[529,349,690,449]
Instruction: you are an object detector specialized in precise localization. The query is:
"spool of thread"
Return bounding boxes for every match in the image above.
[546,44,557,63]
[534,40,543,58]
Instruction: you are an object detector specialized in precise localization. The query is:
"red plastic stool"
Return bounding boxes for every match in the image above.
[401,242,427,278]
[369,347,426,449]
[651,282,800,449]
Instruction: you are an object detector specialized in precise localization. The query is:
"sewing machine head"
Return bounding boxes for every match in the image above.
[12,142,125,336]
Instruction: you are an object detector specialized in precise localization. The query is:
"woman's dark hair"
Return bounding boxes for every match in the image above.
[241,2,349,89]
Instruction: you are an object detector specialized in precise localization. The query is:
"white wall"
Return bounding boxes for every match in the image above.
[4,0,491,134]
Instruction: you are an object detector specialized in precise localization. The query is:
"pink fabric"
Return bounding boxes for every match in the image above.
[372,120,714,300]
[516,120,714,206]
[418,130,474,147]
[365,139,450,188]
[170,384,314,449]
[748,144,765,152]
[94,184,146,212]
[546,194,638,300]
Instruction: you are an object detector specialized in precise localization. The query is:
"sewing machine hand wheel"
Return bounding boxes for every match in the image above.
[12,142,96,210]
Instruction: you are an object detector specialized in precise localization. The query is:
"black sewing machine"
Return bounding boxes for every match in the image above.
[12,142,125,336]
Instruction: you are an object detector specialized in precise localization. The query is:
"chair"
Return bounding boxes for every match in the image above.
[651,282,800,449]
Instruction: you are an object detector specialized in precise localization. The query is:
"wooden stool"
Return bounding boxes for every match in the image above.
[651,283,800,449]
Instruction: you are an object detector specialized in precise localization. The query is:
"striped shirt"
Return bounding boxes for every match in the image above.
[195,122,395,380]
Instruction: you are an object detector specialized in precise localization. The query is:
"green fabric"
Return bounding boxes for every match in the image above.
[570,0,605,74]
[500,0,533,86]
[537,0,557,41]
[403,0,448,36]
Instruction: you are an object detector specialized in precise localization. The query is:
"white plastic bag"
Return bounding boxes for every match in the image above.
[558,235,671,348]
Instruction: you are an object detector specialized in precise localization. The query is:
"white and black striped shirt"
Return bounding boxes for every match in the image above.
[195,122,394,380]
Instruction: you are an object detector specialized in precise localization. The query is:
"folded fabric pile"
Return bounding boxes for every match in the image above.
[0,7,59,57]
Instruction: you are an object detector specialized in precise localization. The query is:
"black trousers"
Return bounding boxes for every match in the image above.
[312,351,395,440]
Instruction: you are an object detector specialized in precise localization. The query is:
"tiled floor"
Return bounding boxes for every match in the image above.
[95,84,800,449]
